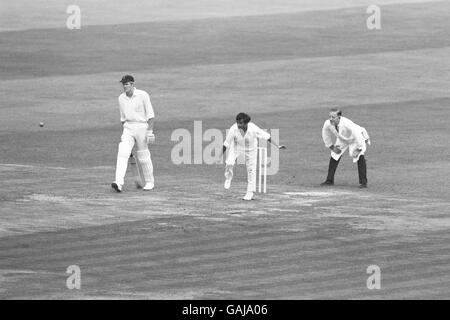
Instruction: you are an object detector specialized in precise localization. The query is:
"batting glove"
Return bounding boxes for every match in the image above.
[147,130,155,144]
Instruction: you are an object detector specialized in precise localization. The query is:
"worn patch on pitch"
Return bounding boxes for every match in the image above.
[25,193,75,203]
[283,191,354,197]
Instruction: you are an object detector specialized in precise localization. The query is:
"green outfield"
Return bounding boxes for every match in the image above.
[0,0,449,299]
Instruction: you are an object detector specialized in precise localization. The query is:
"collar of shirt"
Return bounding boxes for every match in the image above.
[234,123,256,135]
[238,128,247,137]
[124,88,139,99]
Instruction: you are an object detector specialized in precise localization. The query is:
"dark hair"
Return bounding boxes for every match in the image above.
[236,112,251,123]
[120,75,135,83]
[330,108,342,116]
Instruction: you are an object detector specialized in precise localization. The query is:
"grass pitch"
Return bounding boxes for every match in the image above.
[0,1,449,299]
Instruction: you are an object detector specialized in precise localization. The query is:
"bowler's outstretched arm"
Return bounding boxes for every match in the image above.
[268,138,286,149]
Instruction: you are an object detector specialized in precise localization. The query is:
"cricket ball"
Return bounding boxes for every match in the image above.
[39,122,45,127]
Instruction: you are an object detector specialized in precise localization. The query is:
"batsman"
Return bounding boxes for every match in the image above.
[222,113,286,201]
[111,75,155,192]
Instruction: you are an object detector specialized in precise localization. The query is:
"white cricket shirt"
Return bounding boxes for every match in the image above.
[224,122,271,152]
[118,88,155,123]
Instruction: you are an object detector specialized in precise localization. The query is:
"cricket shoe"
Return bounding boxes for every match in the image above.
[320,180,334,186]
[143,182,154,191]
[111,182,122,192]
[243,191,254,201]
[224,177,232,189]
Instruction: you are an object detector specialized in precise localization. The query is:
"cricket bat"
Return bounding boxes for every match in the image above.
[129,153,143,189]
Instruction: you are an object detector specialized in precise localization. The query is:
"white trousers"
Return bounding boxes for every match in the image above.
[115,122,154,185]
[225,146,257,192]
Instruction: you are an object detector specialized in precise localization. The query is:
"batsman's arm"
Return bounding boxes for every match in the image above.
[119,98,127,125]
[146,118,156,144]
[147,117,155,132]
[144,91,155,122]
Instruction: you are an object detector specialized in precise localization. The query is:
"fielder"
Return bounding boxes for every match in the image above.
[321,108,370,188]
[222,113,286,201]
[111,75,156,192]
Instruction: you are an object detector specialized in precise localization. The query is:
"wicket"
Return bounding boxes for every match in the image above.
[257,147,268,193]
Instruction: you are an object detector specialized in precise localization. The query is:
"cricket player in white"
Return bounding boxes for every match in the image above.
[222,113,286,200]
[321,108,370,188]
[112,75,155,192]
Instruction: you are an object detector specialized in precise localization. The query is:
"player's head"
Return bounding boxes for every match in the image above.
[236,112,251,130]
[329,108,342,125]
[120,75,135,94]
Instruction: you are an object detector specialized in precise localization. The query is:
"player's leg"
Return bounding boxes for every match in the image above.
[224,145,238,189]
[321,156,341,186]
[135,125,155,190]
[129,152,143,189]
[357,155,368,188]
[243,149,258,200]
[112,127,135,192]
[136,149,154,190]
